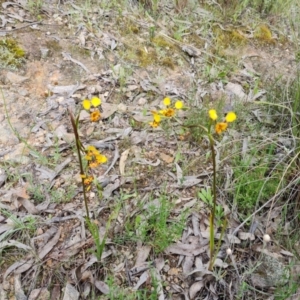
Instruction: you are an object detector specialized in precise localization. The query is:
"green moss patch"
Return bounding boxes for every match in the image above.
[0,38,26,70]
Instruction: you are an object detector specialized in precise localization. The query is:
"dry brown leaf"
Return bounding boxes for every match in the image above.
[101,103,118,119]
[134,245,151,267]
[280,249,294,257]
[4,258,34,280]
[0,168,7,187]
[0,240,32,251]
[38,227,61,259]
[133,271,149,290]
[191,214,200,237]
[182,256,194,275]
[172,176,202,188]
[0,223,14,234]
[134,158,160,166]
[79,110,90,121]
[238,232,255,241]
[14,186,29,199]
[201,232,241,244]
[81,255,98,272]
[187,266,213,277]
[225,82,246,99]
[63,283,79,300]
[14,274,26,300]
[189,281,204,299]
[175,162,183,184]
[94,280,109,295]
[48,84,85,95]
[131,113,152,123]
[165,242,207,256]
[50,285,61,300]
[214,258,228,268]
[32,226,58,249]
[18,198,39,214]
[119,148,130,175]
[154,257,165,271]
[28,288,50,300]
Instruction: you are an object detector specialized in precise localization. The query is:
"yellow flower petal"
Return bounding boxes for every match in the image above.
[165,108,175,117]
[82,99,91,110]
[154,114,161,122]
[90,110,101,122]
[96,154,107,163]
[209,109,218,121]
[151,111,161,123]
[225,111,237,123]
[91,96,101,107]
[84,176,94,185]
[175,100,183,109]
[89,162,99,168]
[163,97,171,106]
[149,121,160,128]
[215,122,228,134]
[87,145,97,152]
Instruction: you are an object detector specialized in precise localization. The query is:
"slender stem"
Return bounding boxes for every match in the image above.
[212,217,227,268]
[68,109,90,222]
[208,133,217,271]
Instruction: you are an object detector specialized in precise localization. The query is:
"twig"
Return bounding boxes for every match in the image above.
[103,143,119,176]
[0,21,41,32]
[62,52,90,74]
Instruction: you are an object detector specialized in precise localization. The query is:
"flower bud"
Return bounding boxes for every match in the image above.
[263,234,271,242]
[226,248,232,255]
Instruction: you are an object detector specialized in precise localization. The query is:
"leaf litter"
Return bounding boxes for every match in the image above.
[0,0,299,299]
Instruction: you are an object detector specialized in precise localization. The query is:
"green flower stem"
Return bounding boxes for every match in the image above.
[212,217,228,268]
[68,109,90,222]
[208,133,217,271]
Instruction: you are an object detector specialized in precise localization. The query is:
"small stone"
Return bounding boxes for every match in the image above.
[40,47,50,59]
